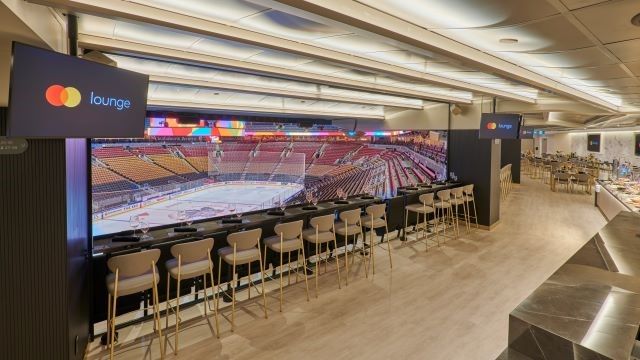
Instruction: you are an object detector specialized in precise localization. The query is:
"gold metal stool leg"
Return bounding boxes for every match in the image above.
[257,246,268,319]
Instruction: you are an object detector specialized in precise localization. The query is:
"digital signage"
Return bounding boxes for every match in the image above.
[478,113,521,139]
[519,126,534,139]
[587,134,601,152]
[7,42,149,138]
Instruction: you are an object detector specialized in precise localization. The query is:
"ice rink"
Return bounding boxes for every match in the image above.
[93,183,302,236]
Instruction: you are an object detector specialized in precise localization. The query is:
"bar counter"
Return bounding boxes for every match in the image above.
[498,211,640,360]
[90,183,459,335]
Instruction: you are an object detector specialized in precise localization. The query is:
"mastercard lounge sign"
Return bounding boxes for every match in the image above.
[485,121,513,130]
[45,84,132,111]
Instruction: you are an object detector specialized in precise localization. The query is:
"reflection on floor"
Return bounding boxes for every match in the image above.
[86,176,606,360]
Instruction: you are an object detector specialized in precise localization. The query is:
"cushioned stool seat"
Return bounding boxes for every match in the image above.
[166,258,211,279]
[217,247,261,265]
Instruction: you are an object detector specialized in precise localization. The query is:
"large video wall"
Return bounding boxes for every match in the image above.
[91,120,448,237]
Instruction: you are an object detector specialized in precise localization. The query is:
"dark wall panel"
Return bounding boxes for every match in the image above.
[449,130,501,227]
[66,139,90,359]
[0,140,69,359]
[501,139,522,183]
[0,138,90,359]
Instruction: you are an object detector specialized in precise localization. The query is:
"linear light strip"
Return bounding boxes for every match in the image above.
[149,76,425,109]
[147,99,386,119]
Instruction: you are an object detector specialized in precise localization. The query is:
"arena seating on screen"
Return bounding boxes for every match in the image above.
[100,156,184,187]
[291,142,321,167]
[258,141,288,153]
[270,153,304,183]
[91,165,138,193]
[176,144,209,172]
[91,140,444,208]
[314,142,360,165]
[147,154,205,181]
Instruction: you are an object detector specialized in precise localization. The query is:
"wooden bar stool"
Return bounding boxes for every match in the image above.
[263,220,310,311]
[404,193,438,250]
[217,228,268,331]
[165,238,219,354]
[106,249,164,360]
[335,208,366,285]
[463,184,479,230]
[361,203,393,275]
[302,214,342,297]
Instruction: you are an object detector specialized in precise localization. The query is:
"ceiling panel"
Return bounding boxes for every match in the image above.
[571,77,639,87]
[134,0,268,22]
[355,0,559,29]
[625,61,640,76]
[606,39,640,63]
[366,50,434,64]
[573,0,640,44]
[559,64,631,80]
[314,34,398,53]
[438,15,594,53]
[246,50,314,67]
[237,9,351,40]
[500,46,617,68]
[189,37,264,59]
[291,60,347,75]
[560,0,611,10]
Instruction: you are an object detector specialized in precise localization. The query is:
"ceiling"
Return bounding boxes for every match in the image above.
[16,0,640,126]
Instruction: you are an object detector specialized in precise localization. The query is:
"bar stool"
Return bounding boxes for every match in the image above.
[217,228,268,331]
[335,208,365,285]
[463,184,478,230]
[263,220,310,311]
[165,238,219,354]
[302,214,342,297]
[361,203,393,275]
[106,249,164,360]
[404,193,438,250]
[434,189,455,242]
[449,187,468,234]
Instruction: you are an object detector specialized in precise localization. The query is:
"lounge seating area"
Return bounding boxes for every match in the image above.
[94,180,476,359]
[522,154,602,195]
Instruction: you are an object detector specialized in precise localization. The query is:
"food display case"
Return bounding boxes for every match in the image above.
[595,178,640,220]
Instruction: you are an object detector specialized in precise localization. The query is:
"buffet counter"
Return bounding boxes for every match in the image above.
[595,179,638,221]
[499,211,640,360]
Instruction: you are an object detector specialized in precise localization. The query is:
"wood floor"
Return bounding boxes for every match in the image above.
[86,177,606,360]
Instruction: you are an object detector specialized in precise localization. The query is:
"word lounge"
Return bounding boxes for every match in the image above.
[89,91,131,111]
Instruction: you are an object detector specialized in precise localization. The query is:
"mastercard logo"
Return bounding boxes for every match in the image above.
[45,84,81,108]
[486,122,497,130]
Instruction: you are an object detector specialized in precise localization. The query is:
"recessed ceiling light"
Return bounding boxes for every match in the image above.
[632,13,640,27]
[499,38,518,44]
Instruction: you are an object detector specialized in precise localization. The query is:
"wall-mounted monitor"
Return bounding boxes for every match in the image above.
[90,126,449,237]
[519,126,534,139]
[587,134,601,152]
[7,42,149,138]
[634,134,640,156]
[479,113,521,139]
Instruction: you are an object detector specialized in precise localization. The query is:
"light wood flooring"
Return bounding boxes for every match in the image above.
[86,176,606,360]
